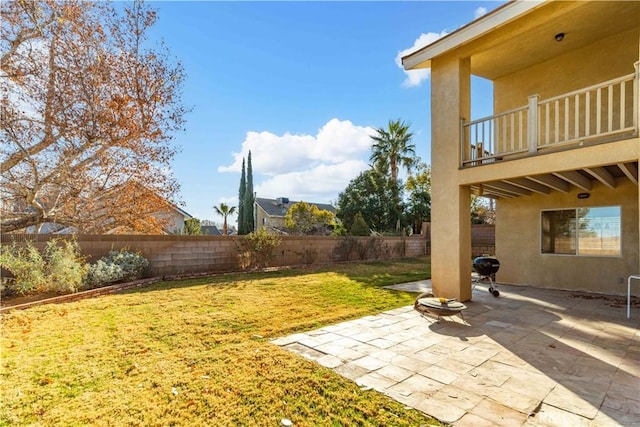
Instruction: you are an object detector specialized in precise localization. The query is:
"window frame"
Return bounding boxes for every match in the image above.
[540,206,622,257]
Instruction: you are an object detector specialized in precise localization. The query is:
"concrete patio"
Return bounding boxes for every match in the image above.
[272,281,640,426]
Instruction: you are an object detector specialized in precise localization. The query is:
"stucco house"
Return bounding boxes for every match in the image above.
[255,197,336,233]
[403,0,639,300]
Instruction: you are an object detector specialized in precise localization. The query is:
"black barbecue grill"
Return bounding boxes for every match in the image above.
[472,256,500,297]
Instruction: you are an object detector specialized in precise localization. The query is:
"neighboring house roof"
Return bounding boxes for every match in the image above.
[255,197,336,218]
[201,225,222,236]
[173,205,193,220]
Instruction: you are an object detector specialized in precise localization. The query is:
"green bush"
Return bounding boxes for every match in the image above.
[84,249,150,289]
[350,213,370,236]
[44,239,89,293]
[236,228,282,269]
[0,238,88,295]
[0,241,47,295]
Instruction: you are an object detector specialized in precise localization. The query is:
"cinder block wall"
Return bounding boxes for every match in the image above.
[1,234,429,277]
[1,228,492,277]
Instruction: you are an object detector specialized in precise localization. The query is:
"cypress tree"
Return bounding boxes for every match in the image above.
[243,151,255,233]
[238,158,246,234]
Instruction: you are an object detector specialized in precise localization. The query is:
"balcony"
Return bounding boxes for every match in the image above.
[461,66,639,168]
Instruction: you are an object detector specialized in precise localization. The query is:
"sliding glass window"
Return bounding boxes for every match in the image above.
[541,206,621,256]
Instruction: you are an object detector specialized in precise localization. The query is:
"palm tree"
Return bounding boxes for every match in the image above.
[213,203,237,236]
[369,119,416,183]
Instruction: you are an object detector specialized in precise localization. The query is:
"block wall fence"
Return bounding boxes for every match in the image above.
[1,225,494,277]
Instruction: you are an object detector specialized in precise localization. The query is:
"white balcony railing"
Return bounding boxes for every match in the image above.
[461,64,639,167]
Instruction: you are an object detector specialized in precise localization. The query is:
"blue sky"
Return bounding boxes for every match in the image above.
[146,1,503,225]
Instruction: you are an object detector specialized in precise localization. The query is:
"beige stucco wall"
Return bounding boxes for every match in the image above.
[496,178,639,295]
[494,27,639,112]
[419,1,639,301]
[429,55,473,301]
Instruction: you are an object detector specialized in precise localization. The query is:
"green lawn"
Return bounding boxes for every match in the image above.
[1,257,444,426]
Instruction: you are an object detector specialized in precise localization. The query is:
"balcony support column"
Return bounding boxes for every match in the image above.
[430,55,472,302]
[636,61,639,275]
[527,94,539,153]
[634,61,639,133]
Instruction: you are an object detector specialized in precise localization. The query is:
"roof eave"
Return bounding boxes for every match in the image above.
[402,0,545,71]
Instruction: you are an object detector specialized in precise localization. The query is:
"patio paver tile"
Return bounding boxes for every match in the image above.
[275,282,640,426]
[467,398,529,427]
[367,338,396,349]
[350,355,388,371]
[350,342,379,355]
[524,403,590,427]
[543,384,604,420]
[608,372,640,394]
[389,354,432,374]
[591,407,640,426]
[270,333,310,346]
[375,364,414,382]
[483,385,540,414]
[330,336,362,348]
[316,354,343,369]
[434,357,475,375]
[386,373,444,396]
[430,384,484,411]
[411,348,446,364]
[282,343,325,361]
[332,362,370,381]
[601,392,640,416]
[413,395,467,424]
[354,371,398,392]
[500,375,556,402]
[368,349,399,363]
[455,412,499,427]
[351,331,382,343]
[419,364,459,385]
[451,345,500,366]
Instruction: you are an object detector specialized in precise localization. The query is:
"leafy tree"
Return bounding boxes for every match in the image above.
[1,0,187,233]
[336,170,403,233]
[285,201,336,235]
[368,119,415,232]
[471,196,496,225]
[243,151,255,233]
[214,203,237,236]
[350,213,370,236]
[237,159,246,234]
[370,119,416,183]
[405,162,431,234]
[182,218,202,235]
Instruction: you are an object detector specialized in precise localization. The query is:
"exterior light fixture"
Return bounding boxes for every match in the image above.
[555,32,565,42]
[577,192,590,199]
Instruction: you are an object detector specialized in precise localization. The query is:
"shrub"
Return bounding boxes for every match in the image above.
[236,228,282,270]
[0,238,88,295]
[44,238,89,293]
[84,249,150,289]
[0,240,47,295]
[350,213,370,236]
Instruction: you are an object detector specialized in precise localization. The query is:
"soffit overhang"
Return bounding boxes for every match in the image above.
[403,1,640,80]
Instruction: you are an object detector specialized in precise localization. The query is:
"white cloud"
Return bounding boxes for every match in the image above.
[218,119,376,203]
[474,7,488,19]
[395,31,448,88]
[255,160,369,202]
[218,118,375,176]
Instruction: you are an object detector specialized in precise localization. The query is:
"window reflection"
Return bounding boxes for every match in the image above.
[541,206,621,256]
